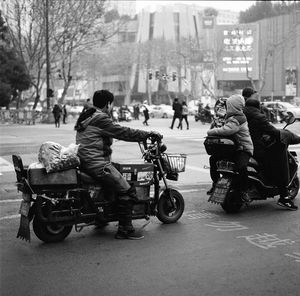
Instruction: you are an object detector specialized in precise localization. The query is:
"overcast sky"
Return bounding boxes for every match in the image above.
[136,0,256,12]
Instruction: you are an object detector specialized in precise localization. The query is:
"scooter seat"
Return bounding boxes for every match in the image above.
[80,171,97,184]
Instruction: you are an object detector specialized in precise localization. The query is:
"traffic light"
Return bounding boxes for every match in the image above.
[172,72,177,81]
[47,88,54,97]
[155,71,160,79]
[148,70,153,80]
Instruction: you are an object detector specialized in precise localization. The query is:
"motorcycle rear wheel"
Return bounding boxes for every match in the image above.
[288,176,299,200]
[221,191,243,214]
[33,216,73,243]
[157,189,184,223]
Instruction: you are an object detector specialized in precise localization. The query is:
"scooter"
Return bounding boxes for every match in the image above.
[195,109,212,124]
[204,116,299,213]
[13,137,186,243]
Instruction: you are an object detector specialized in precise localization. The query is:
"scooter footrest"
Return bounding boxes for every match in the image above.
[208,178,232,204]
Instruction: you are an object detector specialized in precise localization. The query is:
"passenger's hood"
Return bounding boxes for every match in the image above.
[226,94,245,117]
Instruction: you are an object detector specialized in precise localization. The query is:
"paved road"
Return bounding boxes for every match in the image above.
[1,119,300,296]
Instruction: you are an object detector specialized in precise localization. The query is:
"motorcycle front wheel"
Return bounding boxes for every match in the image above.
[157,189,184,223]
[221,190,243,214]
[33,216,73,243]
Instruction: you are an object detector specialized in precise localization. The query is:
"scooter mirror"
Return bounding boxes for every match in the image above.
[160,144,167,153]
[284,114,296,126]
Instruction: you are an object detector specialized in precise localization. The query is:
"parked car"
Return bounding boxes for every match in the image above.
[188,100,200,115]
[263,101,300,120]
[149,104,173,118]
[69,105,84,113]
[24,102,43,112]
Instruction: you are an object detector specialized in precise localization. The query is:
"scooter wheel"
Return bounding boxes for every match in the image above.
[221,191,243,214]
[288,176,299,200]
[33,216,73,243]
[157,189,185,223]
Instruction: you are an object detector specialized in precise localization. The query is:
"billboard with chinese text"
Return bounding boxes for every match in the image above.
[216,23,259,81]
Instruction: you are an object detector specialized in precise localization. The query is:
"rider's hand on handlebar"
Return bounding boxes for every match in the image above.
[148,131,163,141]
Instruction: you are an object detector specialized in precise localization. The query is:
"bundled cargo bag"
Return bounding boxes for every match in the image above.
[38,141,80,173]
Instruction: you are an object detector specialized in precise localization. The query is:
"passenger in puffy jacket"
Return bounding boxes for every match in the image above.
[75,90,162,239]
[207,94,253,202]
[243,96,298,210]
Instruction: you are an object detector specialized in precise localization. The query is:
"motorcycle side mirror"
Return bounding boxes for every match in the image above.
[160,144,167,153]
[283,114,296,129]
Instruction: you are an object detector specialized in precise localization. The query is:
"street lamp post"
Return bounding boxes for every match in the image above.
[45,0,50,110]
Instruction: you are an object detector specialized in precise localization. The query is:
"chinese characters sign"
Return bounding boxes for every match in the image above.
[217,24,259,81]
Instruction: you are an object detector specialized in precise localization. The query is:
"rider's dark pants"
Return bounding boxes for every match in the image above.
[90,163,137,227]
[263,143,290,197]
[233,151,251,192]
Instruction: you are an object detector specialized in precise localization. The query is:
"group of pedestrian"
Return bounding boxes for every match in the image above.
[170,98,189,130]
[52,103,67,128]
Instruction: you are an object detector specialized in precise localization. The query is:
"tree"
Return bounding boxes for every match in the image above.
[240,1,300,23]
[48,0,125,103]
[0,10,30,108]
[4,0,124,108]
[204,7,218,17]
[5,0,49,109]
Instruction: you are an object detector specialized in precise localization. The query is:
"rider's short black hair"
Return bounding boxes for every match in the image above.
[242,87,257,100]
[93,90,114,108]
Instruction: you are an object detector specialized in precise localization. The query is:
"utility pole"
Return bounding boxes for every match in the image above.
[45,0,50,110]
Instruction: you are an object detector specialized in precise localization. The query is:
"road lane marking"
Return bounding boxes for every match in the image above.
[0,214,19,221]
[0,157,15,173]
[0,199,22,203]
[186,165,210,173]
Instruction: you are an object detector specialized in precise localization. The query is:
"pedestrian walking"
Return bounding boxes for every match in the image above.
[142,104,149,126]
[134,104,140,120]
[170,98,182,129]
[62,104,68,124]
[52,103,62,128]
[178,101,189,130]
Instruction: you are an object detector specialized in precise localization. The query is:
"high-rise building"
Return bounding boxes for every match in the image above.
[107,0,136,17]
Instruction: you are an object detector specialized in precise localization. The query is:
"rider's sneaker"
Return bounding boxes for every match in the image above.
[277,197,298,211]
[115,227,144,240]
[206,187,214,195]
[241,191,252,203]
[206,183,216,195]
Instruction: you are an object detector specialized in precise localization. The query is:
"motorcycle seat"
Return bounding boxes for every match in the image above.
[80,171,97,184]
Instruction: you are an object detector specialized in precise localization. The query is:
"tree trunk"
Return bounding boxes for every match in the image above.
[33,94,40,109]
[59,78,72,104]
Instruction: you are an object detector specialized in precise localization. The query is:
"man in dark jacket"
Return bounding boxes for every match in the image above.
[243,93,298,210]
[170,98,182,129]
[75,90,163,239]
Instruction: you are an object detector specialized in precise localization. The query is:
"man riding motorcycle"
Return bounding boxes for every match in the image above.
[243,88,299,210]
[74,90,162,239]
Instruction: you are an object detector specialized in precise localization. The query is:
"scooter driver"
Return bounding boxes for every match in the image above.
[243,87,299,210]
[75,90,163,239]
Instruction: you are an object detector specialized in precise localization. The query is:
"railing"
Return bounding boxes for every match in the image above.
[0,110,79,125]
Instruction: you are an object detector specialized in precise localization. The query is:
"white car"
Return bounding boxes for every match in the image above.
[70,105,84,113]
[149,104,173,118]
[24,102,43,112]
[263,101,300,120]
[188,100,200,115]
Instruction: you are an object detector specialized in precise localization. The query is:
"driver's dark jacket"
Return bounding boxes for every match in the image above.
[243,98,280,159]
[75,108,149,177]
